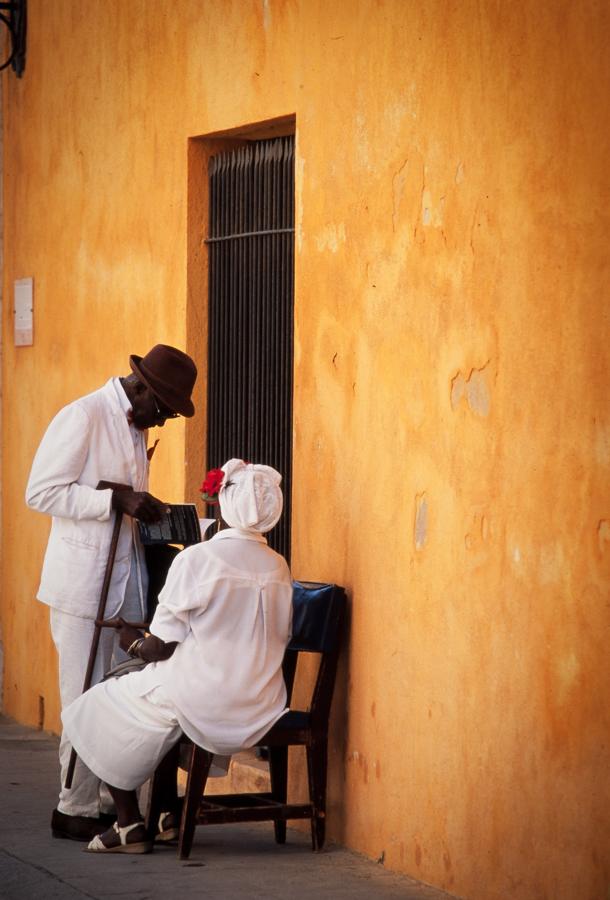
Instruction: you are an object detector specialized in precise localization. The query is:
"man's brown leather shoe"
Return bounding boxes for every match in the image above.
[51,809,112,842]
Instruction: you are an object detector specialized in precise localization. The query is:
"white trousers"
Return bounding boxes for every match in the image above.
[50,568,143,817]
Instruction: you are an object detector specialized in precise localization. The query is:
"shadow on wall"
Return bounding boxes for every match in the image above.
[327,589,352,841]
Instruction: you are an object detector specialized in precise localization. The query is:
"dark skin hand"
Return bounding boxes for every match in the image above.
[111,487,168,523]
[104,617,177,662]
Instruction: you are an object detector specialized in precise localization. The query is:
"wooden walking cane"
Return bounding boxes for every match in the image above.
[64,480,130,790]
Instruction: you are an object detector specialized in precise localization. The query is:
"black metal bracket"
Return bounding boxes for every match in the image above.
[0,0,26,77]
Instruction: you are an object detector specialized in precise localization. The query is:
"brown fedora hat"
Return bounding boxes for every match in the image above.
[129,345,197,417]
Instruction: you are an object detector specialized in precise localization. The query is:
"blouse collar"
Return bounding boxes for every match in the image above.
[210,527,267,545]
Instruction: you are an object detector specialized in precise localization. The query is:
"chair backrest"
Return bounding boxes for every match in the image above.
[290,581,345,653]
[284,581,347,729]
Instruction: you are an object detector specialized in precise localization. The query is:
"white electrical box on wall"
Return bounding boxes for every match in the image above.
[14,277,34,346]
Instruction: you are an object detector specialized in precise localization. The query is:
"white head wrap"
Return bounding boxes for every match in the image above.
[219,459,283,534]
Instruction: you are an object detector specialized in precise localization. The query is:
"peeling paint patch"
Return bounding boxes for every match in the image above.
[595,423,610,466]
[513,546,521,564]
[451,363,491,417]
[466,368,490,415]
[421,188,445,227]
[262,0,271,31]
[450,373,465,408]
[455,162,465,184]
[383,99,409,135]
[315,222,346,253]
[539,542,565,585]
[347,749,368,783]
[414,493,428,551]
[598,520,610,552]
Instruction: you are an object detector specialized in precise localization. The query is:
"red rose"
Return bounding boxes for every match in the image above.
[200,467,224,503]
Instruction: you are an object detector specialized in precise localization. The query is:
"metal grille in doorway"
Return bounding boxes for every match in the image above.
[205,136,294,561]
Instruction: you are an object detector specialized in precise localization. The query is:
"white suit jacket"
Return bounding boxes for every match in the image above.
[25,378,148,619]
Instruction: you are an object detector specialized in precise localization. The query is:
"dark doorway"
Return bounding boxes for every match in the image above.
[205,136,294,561]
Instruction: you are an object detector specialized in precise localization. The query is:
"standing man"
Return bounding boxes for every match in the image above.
[25,344,197,842]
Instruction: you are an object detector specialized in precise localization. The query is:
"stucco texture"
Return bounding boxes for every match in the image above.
[2,2,609,898]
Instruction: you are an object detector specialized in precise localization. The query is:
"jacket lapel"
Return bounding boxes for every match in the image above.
[101,378,140,489]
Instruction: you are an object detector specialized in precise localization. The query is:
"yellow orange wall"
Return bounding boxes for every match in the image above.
[2,3,609,898]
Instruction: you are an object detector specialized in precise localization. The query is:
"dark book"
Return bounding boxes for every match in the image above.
[137,504,202,546]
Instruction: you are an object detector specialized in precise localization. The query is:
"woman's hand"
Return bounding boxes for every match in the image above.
[101,617,144,653]
[102,616,177,662]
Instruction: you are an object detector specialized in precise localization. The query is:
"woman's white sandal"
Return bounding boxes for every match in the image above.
[155,811,179,843]
[86,820,153,854]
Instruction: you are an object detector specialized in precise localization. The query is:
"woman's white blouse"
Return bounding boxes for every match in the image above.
[146,528,293,756]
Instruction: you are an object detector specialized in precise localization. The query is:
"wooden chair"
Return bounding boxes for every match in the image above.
[146,580,347,860]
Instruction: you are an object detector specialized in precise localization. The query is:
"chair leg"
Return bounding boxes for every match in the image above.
[178,743,212,860]
[306,739,327,851]
[145,739,181,839]
[268,745,288,844]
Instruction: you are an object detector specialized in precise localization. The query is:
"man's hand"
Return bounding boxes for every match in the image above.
[111,488,168,523]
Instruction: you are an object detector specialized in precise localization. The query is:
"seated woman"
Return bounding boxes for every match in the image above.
[62,459,292,854]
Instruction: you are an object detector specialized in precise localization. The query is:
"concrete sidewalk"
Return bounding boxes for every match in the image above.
[0,715,457,899]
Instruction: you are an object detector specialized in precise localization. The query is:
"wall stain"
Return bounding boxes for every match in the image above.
[597,520,610,553]
[465,508,491,557]
[415,842,422,867]
[391,157,409,233]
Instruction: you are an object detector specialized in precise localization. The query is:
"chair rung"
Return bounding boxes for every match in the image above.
[196,802,314,825]
[201,792,275,809]
[261,729,310,746]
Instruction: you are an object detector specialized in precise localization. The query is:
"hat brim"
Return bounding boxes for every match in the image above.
[129,354,195,417]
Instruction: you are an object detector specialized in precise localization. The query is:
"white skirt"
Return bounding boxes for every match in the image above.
[62,667,182,791]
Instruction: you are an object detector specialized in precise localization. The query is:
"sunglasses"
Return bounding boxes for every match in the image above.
[152,393,179,420]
